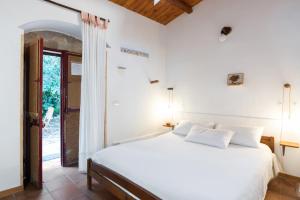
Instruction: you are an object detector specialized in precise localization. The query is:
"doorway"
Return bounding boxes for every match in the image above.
[42,51,62,170]
[23,31,82,188]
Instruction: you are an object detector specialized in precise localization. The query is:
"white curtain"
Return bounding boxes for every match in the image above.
[79,12,108,172]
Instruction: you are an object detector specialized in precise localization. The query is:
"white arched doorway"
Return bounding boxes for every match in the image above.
[20,19,81,40]
[20,20,82,188]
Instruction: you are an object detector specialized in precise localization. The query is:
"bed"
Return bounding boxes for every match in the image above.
[87,132,275,200]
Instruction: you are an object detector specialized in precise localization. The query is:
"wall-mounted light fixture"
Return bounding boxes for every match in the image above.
[279,83,300,155]
[282,83,292,120]
[117,66,127,70]
[150,80,159,84]
[167,87,174,124]
[219,26,232,42]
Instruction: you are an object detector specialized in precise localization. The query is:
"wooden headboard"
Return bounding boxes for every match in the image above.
[261,136,275,153]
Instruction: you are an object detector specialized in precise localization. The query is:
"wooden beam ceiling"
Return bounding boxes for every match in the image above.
[109,0,202,25]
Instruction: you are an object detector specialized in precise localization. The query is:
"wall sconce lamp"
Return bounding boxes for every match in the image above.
[219,26,232,42]
[167,87,174,122]
[280,83,292,140]
[282,83,292,120]
[279,83,300,155]
[117,66,127,70]
[167,87,174,108]
[163,87,175,129]
[117,66,159,84]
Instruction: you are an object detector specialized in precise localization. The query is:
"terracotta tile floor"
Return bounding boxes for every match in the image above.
[1,161,117,200]
[1,160,299,200]
[266,174,300,200]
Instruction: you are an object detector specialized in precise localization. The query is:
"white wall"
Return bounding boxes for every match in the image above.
[166,0,300,176]
[0,0,166,192]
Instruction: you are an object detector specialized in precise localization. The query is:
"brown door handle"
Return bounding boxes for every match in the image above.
[30,118,40,127]
[30,120,45,128]
[27,113,41,127]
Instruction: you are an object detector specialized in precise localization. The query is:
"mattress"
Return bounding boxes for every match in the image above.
[92,133,274,200]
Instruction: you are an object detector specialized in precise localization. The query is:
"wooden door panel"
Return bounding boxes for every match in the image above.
[30,126,40,185]
[28,42,39,113]
[62,54,82,166]
[67,55,81,110]
[68,82,81,109]
[64,112,80,165]
[27,39,43,188]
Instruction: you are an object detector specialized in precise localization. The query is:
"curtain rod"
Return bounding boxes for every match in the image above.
[43,0,110,22]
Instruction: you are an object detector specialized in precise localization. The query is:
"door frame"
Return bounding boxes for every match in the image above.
[23,43,82,187]
[43,49,64,166]
[43,48,82,167]
[38,39,44,188]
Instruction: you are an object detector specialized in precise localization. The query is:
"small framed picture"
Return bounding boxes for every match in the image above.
[227,73,244,86]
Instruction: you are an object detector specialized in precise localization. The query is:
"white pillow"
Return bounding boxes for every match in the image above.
[173,120,215,136]
[216,124,264,148]
[185,126,234,149]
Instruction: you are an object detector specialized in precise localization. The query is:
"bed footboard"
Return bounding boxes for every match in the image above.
[87,159,160,200]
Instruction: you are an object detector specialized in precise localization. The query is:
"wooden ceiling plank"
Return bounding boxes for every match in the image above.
[142,4,157,16]
[153,5,173,21]
[124,0,137,8]
[131,0,151,12]
[166,0,193,14]
[158,6,182,25]
[163,10,182,24]
[150,1,168,18]
[136,1,152,13]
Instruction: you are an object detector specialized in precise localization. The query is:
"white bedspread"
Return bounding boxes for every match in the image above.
[92,133,274,200]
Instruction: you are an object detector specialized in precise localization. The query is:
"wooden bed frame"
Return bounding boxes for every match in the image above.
[87,136,275,200]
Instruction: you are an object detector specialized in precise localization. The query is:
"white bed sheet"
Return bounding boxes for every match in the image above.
[92,133,274,200]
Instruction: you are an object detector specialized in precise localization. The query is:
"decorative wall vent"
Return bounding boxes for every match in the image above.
[121,47,149,58]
